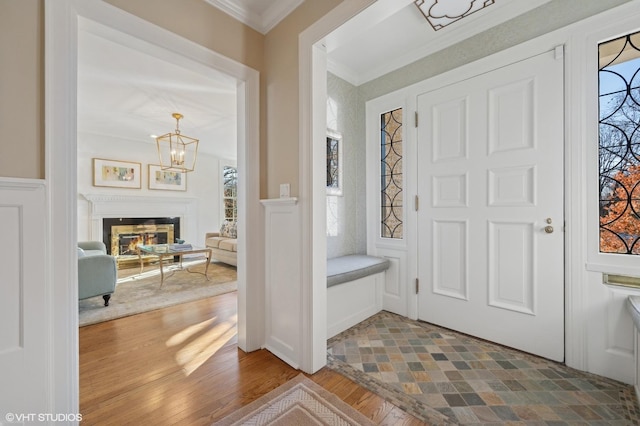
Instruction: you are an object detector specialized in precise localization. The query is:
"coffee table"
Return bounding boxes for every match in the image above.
[137,244,213,287]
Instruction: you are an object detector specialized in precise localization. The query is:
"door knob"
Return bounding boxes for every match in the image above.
[544,225,554,234]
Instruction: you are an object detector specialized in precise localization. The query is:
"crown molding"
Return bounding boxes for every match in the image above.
[204,0,303,34]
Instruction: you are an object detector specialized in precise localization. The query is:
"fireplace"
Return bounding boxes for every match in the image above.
[102,217,181,258]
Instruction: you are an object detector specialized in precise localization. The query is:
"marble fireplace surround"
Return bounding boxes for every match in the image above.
[81,194,198,246]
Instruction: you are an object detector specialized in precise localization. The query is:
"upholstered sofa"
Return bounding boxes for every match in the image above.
[205,221,237,266]
[77,241,117,306]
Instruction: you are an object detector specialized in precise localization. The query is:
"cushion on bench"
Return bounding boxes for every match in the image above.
[327,255,390,288]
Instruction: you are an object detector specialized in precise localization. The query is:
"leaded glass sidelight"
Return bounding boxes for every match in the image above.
[326,130,342,196]
[599,31,640,255]
[381,108,403,239]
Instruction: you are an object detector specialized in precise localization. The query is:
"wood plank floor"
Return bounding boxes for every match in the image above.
[79,291,425,425]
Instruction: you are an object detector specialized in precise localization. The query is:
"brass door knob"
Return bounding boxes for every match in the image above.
[544,225,554,234]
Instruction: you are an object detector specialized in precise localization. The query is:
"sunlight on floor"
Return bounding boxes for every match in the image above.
[167,314,238,376]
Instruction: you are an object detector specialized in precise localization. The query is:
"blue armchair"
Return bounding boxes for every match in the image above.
[78,241,117,306]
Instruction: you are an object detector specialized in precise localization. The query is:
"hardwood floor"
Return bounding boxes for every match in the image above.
[79,292,424,425]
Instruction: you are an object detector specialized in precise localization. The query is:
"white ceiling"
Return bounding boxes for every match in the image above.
[77,19,238,159]
[77,0,551,162]
[325,0,551,86]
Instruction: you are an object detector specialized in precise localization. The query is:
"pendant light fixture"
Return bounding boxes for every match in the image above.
[156,113,199,172]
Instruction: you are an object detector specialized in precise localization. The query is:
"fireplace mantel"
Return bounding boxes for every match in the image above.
[81,193,198,242]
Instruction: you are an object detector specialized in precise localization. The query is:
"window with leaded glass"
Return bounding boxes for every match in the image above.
[326,130,342,196]
[380,108,403,239]
[599,31,640,255]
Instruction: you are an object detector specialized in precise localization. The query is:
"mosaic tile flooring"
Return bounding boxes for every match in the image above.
[327,311,640,425]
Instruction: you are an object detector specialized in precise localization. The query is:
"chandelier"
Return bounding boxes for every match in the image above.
[156,113,199,172]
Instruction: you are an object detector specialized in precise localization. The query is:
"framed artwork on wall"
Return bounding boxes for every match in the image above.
[148,164,187,191]
[326,129,343,196]
[92,158,141,189]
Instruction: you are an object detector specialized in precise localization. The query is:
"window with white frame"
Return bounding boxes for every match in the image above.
[223,165,237,222]
[598,31,640,255]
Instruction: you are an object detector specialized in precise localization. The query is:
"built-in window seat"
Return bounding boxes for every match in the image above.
[327,254,390,338]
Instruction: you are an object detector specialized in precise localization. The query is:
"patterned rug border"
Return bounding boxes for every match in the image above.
[79,260,237,327]
[214,374,375,425]
[326,310,640,425]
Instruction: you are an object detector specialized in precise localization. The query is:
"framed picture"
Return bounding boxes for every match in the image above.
[148,164,187,191]
[93,158,141,189]
[326,129,343,196]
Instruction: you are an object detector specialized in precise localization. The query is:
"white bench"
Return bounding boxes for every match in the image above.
[327,255,390,338]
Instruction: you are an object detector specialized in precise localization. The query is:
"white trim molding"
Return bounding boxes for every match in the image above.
[46,0,263,413]
[261,198,301,368]
[0,179,49,417]
[204,0,303,34]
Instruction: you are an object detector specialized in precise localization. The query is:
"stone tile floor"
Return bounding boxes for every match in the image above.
[327,311,640,425]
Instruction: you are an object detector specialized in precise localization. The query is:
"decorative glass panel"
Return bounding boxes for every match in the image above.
[381,108,403,239]
[326,130,342,196]
[599,31,640,254]
[223,166,237,222]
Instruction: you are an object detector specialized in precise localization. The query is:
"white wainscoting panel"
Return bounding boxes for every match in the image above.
[0,179,48,416]
[586,271,637,384]
[327,272,383,338]
[377,249,406,316]
[261,198,301,368]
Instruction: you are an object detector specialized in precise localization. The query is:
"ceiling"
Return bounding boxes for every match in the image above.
[77,0,551,160]
[77,19,238,159]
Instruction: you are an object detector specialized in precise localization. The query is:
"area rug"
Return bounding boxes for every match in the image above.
[79,259,237,327]
[214,374,375,426]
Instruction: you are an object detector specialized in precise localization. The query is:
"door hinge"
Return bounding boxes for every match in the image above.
[415,195,419,211]
[415,111,418,128]
[415,278,419,294]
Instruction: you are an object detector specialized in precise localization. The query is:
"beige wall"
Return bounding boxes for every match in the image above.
[104,0,265,72]
[0,0,341,196]
[263,0,342,198]
[0,0,44,179]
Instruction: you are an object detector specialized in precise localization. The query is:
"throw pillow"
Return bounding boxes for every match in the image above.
[220,221,238,238]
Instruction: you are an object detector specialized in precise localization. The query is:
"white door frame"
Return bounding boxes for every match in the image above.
[298,0,376,373]
[298,0,587,375]
[46,0,262,412]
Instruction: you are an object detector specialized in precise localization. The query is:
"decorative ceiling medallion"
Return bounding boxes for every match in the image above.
[414,0,496,31]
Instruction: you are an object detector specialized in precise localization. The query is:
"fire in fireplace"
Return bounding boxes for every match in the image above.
[102,217,181,257]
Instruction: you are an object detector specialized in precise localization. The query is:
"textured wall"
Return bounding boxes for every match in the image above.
[326,72,366,258]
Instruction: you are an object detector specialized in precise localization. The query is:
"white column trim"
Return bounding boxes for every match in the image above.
[47,0,263,414]
[298,0,375,373]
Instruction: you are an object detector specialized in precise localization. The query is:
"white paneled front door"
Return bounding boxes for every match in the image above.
[417,49,565,361]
